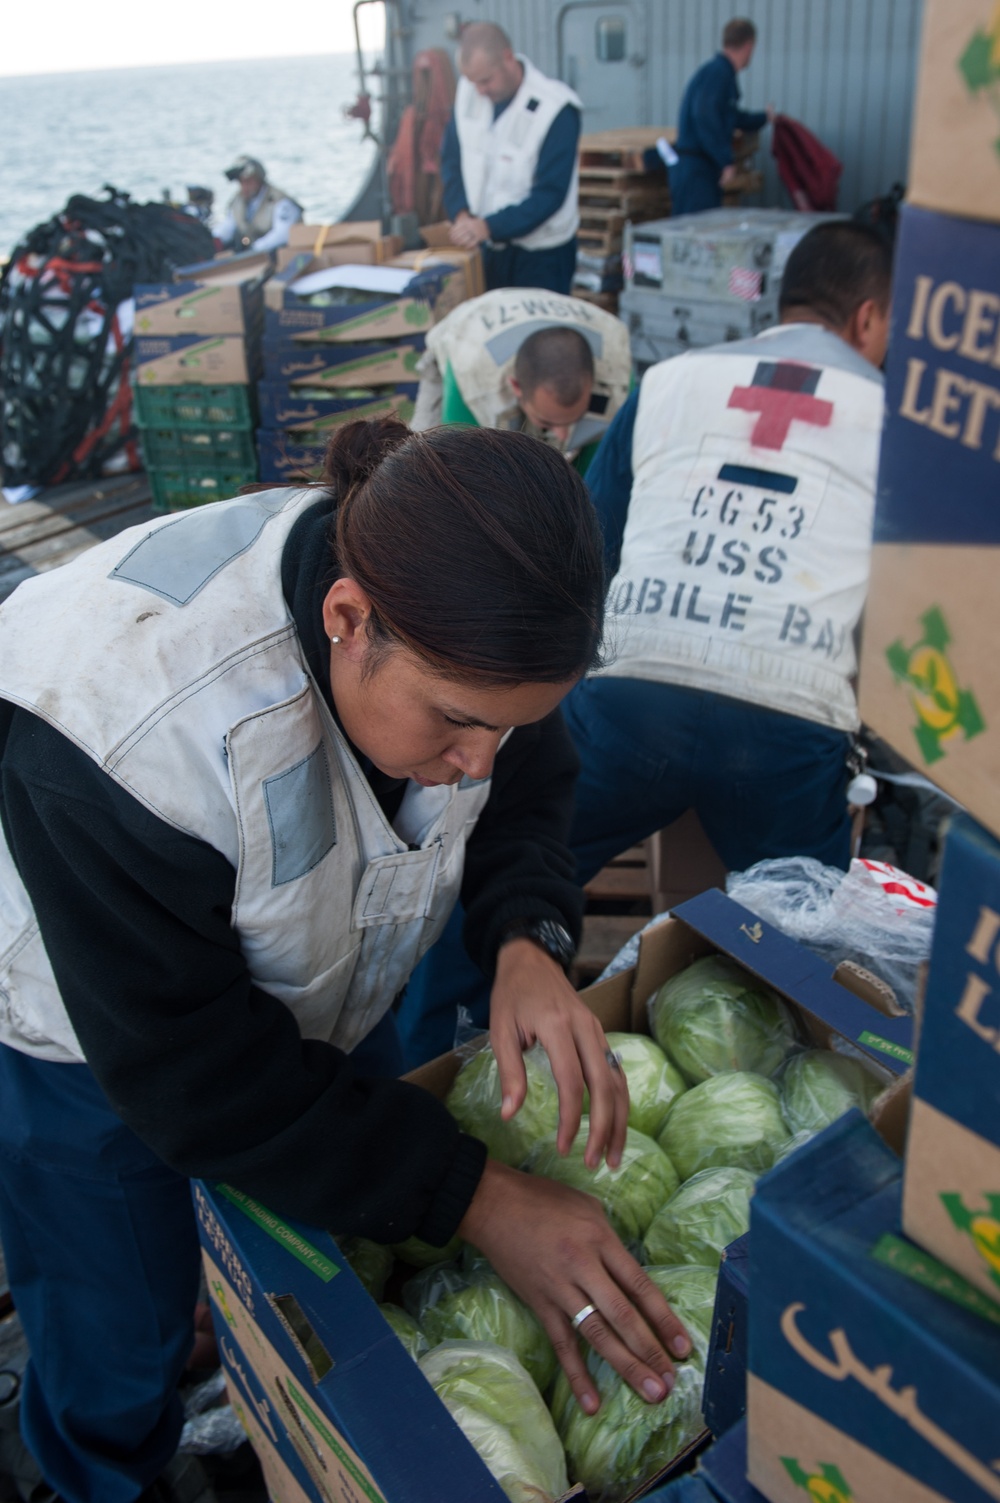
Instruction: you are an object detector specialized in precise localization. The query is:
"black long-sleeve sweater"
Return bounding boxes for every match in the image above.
[0,497,584,1245]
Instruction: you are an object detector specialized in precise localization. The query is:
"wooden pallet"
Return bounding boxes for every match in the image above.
[573,845,653,984]
[579,126,678,173]
[0,472,155,604]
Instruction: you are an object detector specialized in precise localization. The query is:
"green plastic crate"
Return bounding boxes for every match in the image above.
[133,383,255,431]
[148,465,258,513]
[139,426,258,469]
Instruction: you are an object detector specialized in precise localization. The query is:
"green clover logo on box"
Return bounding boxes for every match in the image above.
[781,1458,852,1503]
[885,607,985,765]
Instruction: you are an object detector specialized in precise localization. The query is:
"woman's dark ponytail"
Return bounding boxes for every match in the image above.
[321,416,410,502]
[321,419,605,687]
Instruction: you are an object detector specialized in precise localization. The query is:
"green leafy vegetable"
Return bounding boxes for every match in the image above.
[392,1232,463,1268]
[645,1264,719,1345]
[380,1302,428,1361]
[446,1044,560,1166]
[657,1071,790,1179]
[549,1343,706,1501]
[529,1123,680,1244]
[405,1264,556,1393]
[337,1237,393,1302]
[420,1340,568,1503]
[604,1032,687,1138]
[779,1049,882,1135]
[649,955,795,1083]
[642,1167,756,1268]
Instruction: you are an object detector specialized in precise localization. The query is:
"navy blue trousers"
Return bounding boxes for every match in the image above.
[0,1011,403,1502]
[397,681,852,1068]
[667,157,723,216]
[483,237,577,294]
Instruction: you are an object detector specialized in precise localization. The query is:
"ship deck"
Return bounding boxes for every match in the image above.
[0,472,156,606]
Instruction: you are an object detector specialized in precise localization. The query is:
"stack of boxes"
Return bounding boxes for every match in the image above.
[620,209,840,371]
[257,224,484,484]
[738,5,1000,1500]
[133,257,267,511]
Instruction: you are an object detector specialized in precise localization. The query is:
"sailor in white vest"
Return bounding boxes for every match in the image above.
[441,22,582,293]
[0,421,691,1502]
[214,154,302,254]
[564,220,893,881]
[411,285,632,476]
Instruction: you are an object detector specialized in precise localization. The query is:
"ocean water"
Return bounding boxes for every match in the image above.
[0,54,380,256]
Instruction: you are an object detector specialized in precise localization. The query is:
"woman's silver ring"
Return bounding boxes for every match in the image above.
[605,1049,622,1072]
[571,1304,598,1331]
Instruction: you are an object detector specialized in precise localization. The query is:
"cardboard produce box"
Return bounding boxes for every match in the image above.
[135,265,267,338]
[278,341,424,387]
[908,0,1000,224]
[857,204,1000,837]
[256,383,418,431]
[191,1182,518,1503]
[134,334,256,386]
[387,223,485,320]
[703,1236,750,1441]
[903,813,1000,1307]
[697,1420,764,1503]
[746,1112,1000,1503]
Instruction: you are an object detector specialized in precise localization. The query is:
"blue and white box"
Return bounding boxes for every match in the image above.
[747,1113,1000,1503]
[904,813,1000,1306]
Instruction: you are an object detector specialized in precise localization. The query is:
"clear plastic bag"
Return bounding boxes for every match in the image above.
[404,1263,556,1393]
[603,1031,687,1139]
[777,1048,884,1136]
[642,1167,756,1268]
[419,1340,568,1503]
[178,1371,247,1455]
[648,956,796,1084]
[549,1337,706,1502]
[727,856,937,1013]
[445,1042,560,1167]
[379,1302,428,1362]
[336,1236,393,1302]
[528,1122,680,1247]
[657,1071,789,1181]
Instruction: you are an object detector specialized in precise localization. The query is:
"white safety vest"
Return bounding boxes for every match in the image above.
[229,182,299,244]
[0,489,493,1063]
[599,324,885,732]
[454,57,581,251]
[417,287,632,453]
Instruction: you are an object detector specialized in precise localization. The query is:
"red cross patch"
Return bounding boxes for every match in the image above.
[727,360,833,450]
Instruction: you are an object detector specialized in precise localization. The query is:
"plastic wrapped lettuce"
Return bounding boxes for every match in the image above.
[604,1032,687,1138]
[529,1122,680,1244]
[391,1232,463,1268]
[380,1302,428,1361]
[779,1049,883,1135]
[649,956,795,1083]
[550,1343,706,1502]
[446,1043,560,1166]
[404,1264,557,1393]
[337,1237,393,1302]
[420,1341,568,1503]
[643,1167,756,1268]
[657,1071,790,1180]
[645,1265,719,1346]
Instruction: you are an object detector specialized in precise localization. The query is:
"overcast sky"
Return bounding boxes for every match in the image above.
[2,0,386,75]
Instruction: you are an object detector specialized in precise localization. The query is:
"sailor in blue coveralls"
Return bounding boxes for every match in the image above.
[670,17,773,217]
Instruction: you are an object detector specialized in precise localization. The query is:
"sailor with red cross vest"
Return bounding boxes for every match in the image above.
[564,220,893,880]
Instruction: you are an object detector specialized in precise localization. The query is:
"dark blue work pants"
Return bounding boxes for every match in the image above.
[483,237,577,294]
[397,680,852,1068]
[667,157,723,216]
[0,1011,403,1503]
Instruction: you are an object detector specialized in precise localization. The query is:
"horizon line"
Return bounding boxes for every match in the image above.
[0,48,369,82]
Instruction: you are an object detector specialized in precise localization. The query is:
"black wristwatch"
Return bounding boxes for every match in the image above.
[499,918,576,972]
